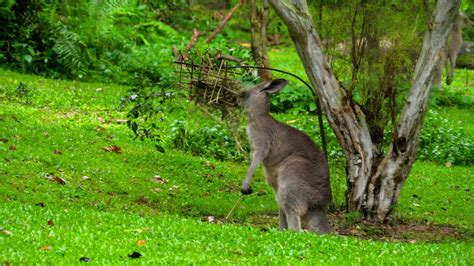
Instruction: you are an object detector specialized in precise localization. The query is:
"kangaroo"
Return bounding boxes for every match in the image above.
[240,79,331,233]
[445,12,472,85]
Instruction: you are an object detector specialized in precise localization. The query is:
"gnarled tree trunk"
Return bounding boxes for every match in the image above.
[269,0,460,220]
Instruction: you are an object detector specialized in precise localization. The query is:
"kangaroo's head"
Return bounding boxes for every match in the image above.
[240,79,288,116]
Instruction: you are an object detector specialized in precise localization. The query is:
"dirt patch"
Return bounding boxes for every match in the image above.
[240,211,473,243]
[334,219,471,243]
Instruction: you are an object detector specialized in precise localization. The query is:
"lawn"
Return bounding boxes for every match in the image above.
[0,67,473,264]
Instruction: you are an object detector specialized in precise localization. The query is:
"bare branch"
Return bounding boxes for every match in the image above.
[186,28,206,51]
[206,0,245,44]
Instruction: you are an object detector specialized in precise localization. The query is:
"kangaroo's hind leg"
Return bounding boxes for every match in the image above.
[277,187,303,231]
[307,208,330,234]
[284,208,302,231]
[278,207,288,230]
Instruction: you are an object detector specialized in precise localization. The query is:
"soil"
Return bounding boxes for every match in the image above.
[229,211,474,243]
[328,211,473,243]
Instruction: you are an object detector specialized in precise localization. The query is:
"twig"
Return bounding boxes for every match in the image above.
[225,196,243,219]
[216,54,247,66]
[186,28,206,51]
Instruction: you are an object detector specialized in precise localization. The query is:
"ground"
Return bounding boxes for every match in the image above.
[0,66,473,263]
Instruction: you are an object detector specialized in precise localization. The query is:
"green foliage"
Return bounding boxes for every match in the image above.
[418,110,474,165]
[270,83,316,114]
[431,87,474,109]
[52,25,88,77]
[118,69,188,154]
[0,0,60,74]
[171,120,249,162]
[1,0,182,84]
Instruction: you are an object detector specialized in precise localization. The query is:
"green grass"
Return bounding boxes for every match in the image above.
[1,203,472,264]
[397,162,473,227]
[1,68,473,263]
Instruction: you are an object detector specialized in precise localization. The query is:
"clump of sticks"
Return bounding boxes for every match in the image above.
[175,53,249,114]
[175,52,252,155]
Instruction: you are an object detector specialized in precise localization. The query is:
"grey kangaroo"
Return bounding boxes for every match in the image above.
[240,78,331,233]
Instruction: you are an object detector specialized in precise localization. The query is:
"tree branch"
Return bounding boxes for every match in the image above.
[206,0,244,44]
[186,28,206,50]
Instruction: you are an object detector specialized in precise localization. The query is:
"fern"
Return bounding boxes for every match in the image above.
[52,25,88,77]
[101,0,134,19]
[136,21,179,40]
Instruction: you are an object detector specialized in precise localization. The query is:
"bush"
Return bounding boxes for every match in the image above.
[1,0,183,84]
[418,109,474,165]
[431,87,474,109]
[269,83,316,114]
[170,120,249,162]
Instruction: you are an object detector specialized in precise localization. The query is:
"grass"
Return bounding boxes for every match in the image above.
[1,68,473,264]
[1,203,472,264]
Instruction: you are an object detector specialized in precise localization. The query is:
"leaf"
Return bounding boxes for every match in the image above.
[128,251,142,259]
[0,228,12,236]
[45,174,67,185]
[24,54,32,64]
[47,220,55,227]
[116,119,128,124]
[8,145,16,151]
[102,145,122,153]
[136,240,146,246]
[53,149,63,155]
[40,245,52,251]
[81,176,91,181]
[203,216,215,223]
[150,175,167,184]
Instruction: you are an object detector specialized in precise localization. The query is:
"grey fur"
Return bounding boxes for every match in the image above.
[240,79,331,233]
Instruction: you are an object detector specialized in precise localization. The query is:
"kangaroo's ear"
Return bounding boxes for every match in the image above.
[260,79,288,94]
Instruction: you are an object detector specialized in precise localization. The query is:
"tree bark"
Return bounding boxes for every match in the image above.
[269,0,460,220]
[249,0,272,80]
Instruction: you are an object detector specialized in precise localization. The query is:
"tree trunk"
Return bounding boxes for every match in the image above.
[269,0,460,220]
[249,0,272,80]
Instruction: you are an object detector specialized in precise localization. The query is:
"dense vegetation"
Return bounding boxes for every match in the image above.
[1,0,473,263]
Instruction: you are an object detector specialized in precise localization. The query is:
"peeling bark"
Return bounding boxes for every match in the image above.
[270,0,460,220]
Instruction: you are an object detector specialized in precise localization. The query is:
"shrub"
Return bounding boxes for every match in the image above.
[418,109,474,165]
[431,87,474,109]
[1,0,182,84]
[170,120,249,162]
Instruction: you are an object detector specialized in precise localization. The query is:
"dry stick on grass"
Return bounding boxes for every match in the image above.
[206,0,245,44]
